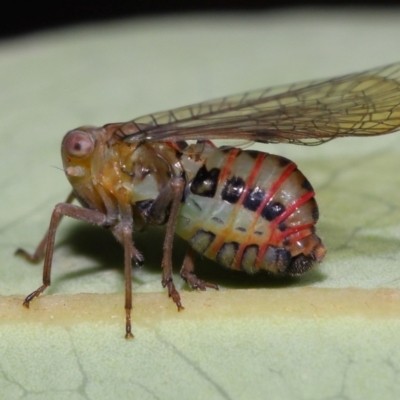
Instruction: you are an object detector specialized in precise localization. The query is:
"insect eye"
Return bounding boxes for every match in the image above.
[63,130,94,158]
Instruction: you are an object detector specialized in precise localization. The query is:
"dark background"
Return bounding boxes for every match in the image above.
[1,0,399,39]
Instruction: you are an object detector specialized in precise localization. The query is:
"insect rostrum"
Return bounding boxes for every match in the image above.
[16,63,400,338]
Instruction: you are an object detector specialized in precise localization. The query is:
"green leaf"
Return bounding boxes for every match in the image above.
[1,15,400,400]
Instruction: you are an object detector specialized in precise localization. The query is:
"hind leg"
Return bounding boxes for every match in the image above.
[180,247,219,291]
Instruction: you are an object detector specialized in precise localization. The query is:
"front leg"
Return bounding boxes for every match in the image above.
[145,176,186,310]
[111,218,137,339]
[21,200,112,308]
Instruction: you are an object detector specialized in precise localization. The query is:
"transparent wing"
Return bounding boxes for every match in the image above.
[117,63,400,145]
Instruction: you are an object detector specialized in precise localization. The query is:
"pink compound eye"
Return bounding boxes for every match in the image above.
[63,130,94,158]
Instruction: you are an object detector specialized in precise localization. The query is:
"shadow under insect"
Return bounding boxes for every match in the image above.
[57,222,326,292]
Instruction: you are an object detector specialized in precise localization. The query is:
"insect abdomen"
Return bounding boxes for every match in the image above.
[176,148,326,275]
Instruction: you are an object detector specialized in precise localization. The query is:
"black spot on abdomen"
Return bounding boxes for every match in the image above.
[243,187,265,211]
[191,166,220,198]
[261,200,286,221]
[221,176,245,204]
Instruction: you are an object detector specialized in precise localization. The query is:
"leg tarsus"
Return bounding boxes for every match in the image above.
[181,269,219,291]
[23,284,49,308]
[125,307,134,339]
[180,247,219,291]
[132,248,144,267]
[162,277,184,311]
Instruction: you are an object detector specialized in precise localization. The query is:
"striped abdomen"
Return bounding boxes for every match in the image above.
[175,148,326,275]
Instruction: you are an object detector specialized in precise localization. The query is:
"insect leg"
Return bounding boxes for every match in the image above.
[111,219,136,339]
[110,210,141,339]
[159,176,186,311]
[180,247,219,291]
[22,202,111,309]
[15,191,76,263]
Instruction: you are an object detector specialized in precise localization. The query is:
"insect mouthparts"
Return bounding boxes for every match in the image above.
[66,166,86,177]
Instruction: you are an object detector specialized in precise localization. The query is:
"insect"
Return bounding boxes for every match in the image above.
[16,63,400,338]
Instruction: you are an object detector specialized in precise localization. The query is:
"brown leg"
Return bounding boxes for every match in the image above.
[110,206,140,339]
[117,222,135,339]
[15,192,76,263]
[160,177,186,311]
[180,247,219,291]
[20,190,139,339]
[22,201,110,308]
